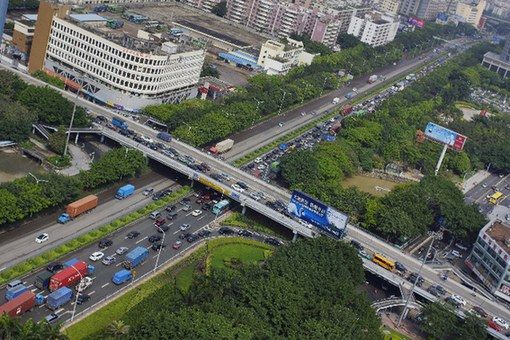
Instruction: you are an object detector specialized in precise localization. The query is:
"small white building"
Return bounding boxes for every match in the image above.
[347,11,399,47]
[257,38,317,75]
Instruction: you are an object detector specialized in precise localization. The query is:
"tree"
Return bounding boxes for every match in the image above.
[32,70,65,89]
[106,320,130,338]
[47,126,68,155]
[0,101,37,142]
[200,64,220,78]
[0,314,67,339]
[211,1,227,17]
[337,33,362,49]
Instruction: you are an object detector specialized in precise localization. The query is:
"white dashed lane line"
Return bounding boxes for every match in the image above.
[135,236,148,244]
[101,283,109,289]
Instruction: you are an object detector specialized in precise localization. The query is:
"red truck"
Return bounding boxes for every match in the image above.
[341,105,353,116]
[49,260,88,292]
[0,291,36,317]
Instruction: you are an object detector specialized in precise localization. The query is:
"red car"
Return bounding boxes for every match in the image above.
[172,241,182,250]
[154,217,166,227]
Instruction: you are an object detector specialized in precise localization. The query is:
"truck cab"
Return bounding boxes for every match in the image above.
[57,213,71,224]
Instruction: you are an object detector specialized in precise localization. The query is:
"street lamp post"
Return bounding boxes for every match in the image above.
[153,229,166,273]
[397,230,442,327]
[63,84,82,157]
[278,90,287,116]
[70,264,84,322]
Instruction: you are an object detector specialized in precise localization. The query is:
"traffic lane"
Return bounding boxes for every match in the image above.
[465,174,502,200]
[348,226,510,321]
[0,181,178,270]
[10,193,216,323]
[469,174,510,205]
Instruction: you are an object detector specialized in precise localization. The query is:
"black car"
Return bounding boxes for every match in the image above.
[408,273,424,286]
[127,231,140,239]
[152,242,166,251]
[165,205,176,212]
[236,181,248,190]
[179,232,191,240]
[202,203,212,211]
[186,234,199,243]
[350,240,363,251]
[167,211,178,220]
[77,294,90,305]
[152,191,165,201]
[427,286,440,297]
[434,285,446,295]
[218,227,235,235]
[198,230,211,238]
[395,261,407,273]
[46,262,63,273]
[238,229,253,237]
[180,198,191,205]
[265,237,283,246]
[157,225,170,233]
[148,235,162,243]
[98,239,113,248]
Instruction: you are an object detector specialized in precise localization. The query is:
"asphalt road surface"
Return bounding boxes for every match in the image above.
[0,179,175,271]
[465,174,510,216]
[0,190,238,325]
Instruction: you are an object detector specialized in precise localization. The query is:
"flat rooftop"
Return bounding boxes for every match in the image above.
[175,19,249,48]
[486,221,510,252]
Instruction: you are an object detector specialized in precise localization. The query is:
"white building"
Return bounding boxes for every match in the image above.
[36,11,205,111]
[257,38,316,75]
[347,11,399,47]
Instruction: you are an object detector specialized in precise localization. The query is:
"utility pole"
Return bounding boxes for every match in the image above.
[63,85,82,157]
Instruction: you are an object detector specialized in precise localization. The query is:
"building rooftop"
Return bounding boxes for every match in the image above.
[485,220,510,253]
[174,19,250,48]
[69,13,108,23]
[22,14,38,21]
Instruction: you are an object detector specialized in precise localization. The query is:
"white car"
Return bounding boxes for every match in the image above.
[35,233,49,244]
[257,164,266,170]
[140,135,154,144]
[191,209,203,217]
[231,183,245,192]
[450,294,466,306]
[89,251,105,262]
[493,317,509,330]
[254,157,262,164]
[250,192,261,201]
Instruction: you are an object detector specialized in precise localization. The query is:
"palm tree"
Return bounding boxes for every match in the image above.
[106,320,130,338]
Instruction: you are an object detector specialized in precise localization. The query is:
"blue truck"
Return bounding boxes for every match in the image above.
[111,117,128,130]
[157,132,172,142]
[115,184,135,199]
[123,246,149,269]
[112,269,133,285]
[47,287,73,310]
[5,284,28,301]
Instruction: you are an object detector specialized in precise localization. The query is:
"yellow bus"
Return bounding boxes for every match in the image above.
[489,192,504,205]
[372,253,396,271]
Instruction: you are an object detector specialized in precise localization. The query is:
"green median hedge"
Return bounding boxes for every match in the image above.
[0,186,191,287]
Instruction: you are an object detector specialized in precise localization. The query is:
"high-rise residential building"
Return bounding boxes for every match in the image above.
[376,0,400,14]
[466,220,510,302]
[399,0,421,16]
[482,35,510,78]
[0,0,8,45]
[455,0,486,26]
[30,1,205,111]
[416,0,450,20]
[347,11,399,46]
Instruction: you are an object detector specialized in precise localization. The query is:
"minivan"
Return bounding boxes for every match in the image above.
[149,211,161,220]
[167,211,178,220]
[7,279,22,290]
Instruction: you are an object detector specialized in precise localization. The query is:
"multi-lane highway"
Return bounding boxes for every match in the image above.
[0,190,260,325]
[465,174,510,216]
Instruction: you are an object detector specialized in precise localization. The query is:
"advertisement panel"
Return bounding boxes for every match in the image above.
[408,17,425,28]
[424,122,467,151]
[287,191,348,238]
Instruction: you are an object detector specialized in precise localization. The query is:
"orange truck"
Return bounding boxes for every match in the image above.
[57,195,99,224]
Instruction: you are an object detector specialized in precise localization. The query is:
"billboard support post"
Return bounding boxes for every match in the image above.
[292,230,298,243]
[434,144,448,176]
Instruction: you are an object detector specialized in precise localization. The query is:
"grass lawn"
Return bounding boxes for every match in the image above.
[208,242,270,270]
[175,261,196,293]
[381,325,411,340]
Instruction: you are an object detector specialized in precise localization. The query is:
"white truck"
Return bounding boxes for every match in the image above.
[332,97,340,104]
[209,139,234,154]
[368,75,378,84]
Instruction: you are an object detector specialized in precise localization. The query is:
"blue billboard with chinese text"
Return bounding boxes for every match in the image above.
[287,191,348,239]
[424,122,467,151]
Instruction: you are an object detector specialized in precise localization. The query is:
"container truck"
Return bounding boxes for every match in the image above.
[47,287,73,310]
[5,284,28,301]
[111,117,128,130]
[209,139,234,154]
[123,246,149,269]
[368,75,378,84]
[49,260,88,292]
[112,269,133,285]
[34,271,53,290]
[0,291,35,317]
[157,132,172,142]
[115,184,135,199]
[57,195,99,224]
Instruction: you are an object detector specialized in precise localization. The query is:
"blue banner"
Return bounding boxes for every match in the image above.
[287,191,348,238]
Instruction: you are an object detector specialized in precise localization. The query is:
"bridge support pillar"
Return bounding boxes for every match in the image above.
[74,133,79,144]
[241,204,246,215]
[292,230,298,242]
[100,135,105,143]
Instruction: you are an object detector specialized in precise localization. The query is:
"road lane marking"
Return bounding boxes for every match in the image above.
[31,288,38,292]
[186,212,192,216]
[167,222,173,226]
[197,216,205,221]
[173,230,180,235]
[26,284,34,289]
[136,236,148,244]
[89,290,95,296]
[55,308,64,314]
[115,262,123,267]
[101,283,109,288]
[39,304,46,308]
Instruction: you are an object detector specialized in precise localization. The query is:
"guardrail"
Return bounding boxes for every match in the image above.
[101,128,315,238]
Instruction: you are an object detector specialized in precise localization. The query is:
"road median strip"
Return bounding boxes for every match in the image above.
[0,186,191,287]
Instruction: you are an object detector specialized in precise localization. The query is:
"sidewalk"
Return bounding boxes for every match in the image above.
[60,144,92,176]
[463,170,490,193]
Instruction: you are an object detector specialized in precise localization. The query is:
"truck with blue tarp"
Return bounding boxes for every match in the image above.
[5,284,28,301]
[123,246,149,269]
[47,287,73,310]
[63,258,79,268]
[111,117,128,130]
[115,184,135,199]
[112,269,133,285]
[157,132,172,142]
